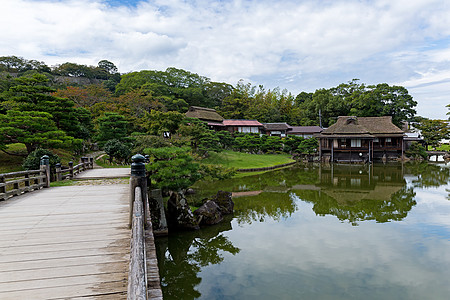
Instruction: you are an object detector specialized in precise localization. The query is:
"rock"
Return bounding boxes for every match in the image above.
[212,191,234,214]
[167,192,199,231]
[194,200,223,225]
[185,188,196,195]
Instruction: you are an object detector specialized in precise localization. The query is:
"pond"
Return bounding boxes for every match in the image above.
[155,163,450,300]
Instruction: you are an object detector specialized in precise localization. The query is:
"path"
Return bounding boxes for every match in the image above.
[0,168,131,299]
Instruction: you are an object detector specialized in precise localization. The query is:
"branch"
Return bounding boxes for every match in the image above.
[0,148,27,157]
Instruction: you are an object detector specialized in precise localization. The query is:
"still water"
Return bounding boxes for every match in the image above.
[155,163,450,299]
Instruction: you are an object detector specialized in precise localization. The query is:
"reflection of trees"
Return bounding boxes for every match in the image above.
[155,216,240,300]
[296,184,416,226]
[233,192,298,225]
[405,162,450,188]
[188,164,320,202]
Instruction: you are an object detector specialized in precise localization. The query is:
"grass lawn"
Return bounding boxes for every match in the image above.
[434,144,450,151]
[0,143,28,173]
[202,150,295,170]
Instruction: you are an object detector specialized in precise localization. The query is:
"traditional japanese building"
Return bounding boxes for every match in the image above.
[222,120,264,134]
[318,116,405,163]
[262,123,291,137]
[287,126,323,138]
[185,106,224,130]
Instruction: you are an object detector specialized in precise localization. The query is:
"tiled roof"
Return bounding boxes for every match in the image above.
[185,106,223,122]
[223,119,263,126]
[289,126,323,134]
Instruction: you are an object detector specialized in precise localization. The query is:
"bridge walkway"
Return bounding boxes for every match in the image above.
[0,168,132,299]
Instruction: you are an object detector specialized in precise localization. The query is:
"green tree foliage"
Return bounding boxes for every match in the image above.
[115,68,232,109]
[22,148,60,170]
[297,137,318,155]
[1,73,92,139]
[104,139,131,164]
[144,110,185,136]
[414,119,449,148]
[0,56,50,74]
[95,113,130,147]
[405,142,427,159]
[0,110,81,154]
[145,146,201,192]
[178,118,221,155]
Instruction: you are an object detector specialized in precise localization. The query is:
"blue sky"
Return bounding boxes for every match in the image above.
[2,0,450,119]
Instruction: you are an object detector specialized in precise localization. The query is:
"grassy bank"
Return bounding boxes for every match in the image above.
[202,150,295,170]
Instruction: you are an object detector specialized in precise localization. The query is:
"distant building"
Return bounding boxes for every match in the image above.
[287,126,323,138]
[185,106,224,130]
[263,123,291,137]
[222,120,264,134]
[318,116,405,163]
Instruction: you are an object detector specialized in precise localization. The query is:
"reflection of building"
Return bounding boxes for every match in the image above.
[318,116,405,163]
[317,164,406,204]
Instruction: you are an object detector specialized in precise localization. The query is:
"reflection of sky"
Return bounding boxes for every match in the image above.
[196,189,450,300]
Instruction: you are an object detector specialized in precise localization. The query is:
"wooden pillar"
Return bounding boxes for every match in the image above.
[55,163,62,181]
[40,155,50,188]
[69,161,74,179]
[90,157,94,169]
[331,139,334,163]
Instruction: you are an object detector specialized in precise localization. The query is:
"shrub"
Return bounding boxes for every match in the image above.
[22,148,60,170]
[104,139,132,164]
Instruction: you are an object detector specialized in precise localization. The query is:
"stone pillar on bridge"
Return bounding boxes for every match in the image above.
[40,155,50,188]
[129,154,148,229]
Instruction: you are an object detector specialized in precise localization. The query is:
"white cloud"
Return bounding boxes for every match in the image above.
[1,0,450,118]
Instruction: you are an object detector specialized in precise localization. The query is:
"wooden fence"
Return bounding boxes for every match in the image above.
[0,156,94,201]
[0,169,47,201]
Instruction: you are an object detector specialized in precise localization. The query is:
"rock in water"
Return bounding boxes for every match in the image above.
[212,191,234,214]
[194,200,223,225]
[167,192,199,231]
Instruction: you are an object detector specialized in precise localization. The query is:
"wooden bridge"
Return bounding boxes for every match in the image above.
[0,158,162,299]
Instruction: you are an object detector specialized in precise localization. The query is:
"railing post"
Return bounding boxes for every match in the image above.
[40,155,50,188]
[90,157,94,169]
[0,175,5,195]
[69,161,74,179]
[81,157,87,171]
[129,154,148,229]
[55,163,62,181]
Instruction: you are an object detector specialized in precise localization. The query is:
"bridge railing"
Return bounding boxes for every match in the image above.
[0,156,94,201]
[54,157,94,181]
[128,154,150,300]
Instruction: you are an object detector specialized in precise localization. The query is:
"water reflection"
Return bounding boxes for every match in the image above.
[159,162,450,299]
[156,215,240,299]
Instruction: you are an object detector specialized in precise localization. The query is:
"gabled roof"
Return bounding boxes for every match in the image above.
[185,106,223,122]
[289,126,323,134]
[263,123,291,131]
[223,119,263,127]
[320,116,404,137]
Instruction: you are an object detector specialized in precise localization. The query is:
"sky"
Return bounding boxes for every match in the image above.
[1,0,450,119]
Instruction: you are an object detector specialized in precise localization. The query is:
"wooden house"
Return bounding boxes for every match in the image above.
[287,126,323,138]
[185,106,224,130]
[262,123,291,137]
[222,120,264,134]
[318,116,405,163]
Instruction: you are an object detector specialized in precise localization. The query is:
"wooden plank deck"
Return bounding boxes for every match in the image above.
[0,183,130,300]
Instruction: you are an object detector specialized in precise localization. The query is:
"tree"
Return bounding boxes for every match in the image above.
[97,60,118,75]
[0,110,81,154]
[414,119,449,149]
[145,110,185,136]
[145,147,201,193]
[95,113,130,147]
[22,148,60,170]
[1,73,91,138]
[104,139,131,164]
[178,118,221,155]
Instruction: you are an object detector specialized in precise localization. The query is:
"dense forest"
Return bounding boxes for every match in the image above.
[0,55,435,166]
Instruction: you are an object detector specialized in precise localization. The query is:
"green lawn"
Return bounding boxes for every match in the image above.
[202,150,295,170]
[0,143,28,173]
[435,144,450,151]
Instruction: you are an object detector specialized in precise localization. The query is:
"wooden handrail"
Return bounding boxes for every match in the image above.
[0,168,47,201]
[128,186,148,300]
